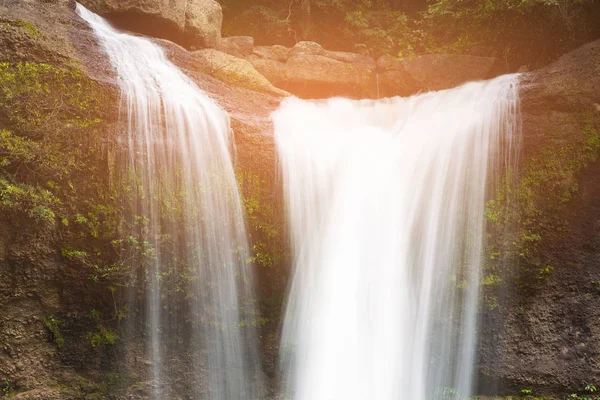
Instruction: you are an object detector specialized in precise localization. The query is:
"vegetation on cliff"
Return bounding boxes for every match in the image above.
[221,0,600,68]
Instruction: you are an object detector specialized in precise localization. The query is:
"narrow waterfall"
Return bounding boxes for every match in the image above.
[275,75,520,400]
[76,5,259,399]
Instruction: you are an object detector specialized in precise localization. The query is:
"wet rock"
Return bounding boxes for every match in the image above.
[478,39,600,396]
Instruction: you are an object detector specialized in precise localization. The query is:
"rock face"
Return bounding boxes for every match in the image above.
[0,1,285,398]
[247,41,377,99]
[478,40,600,396]
[160,44,288,96]
[375,53,507,96]
[217,35,254,58]
[78,0,223,49]
[375,54,419,97]
[2,0,600,398]
[400,53,507,91]
[246,41,507,99]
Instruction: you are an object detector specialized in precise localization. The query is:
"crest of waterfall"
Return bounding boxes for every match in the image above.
[275,75,520,400]
[76,5,260,399]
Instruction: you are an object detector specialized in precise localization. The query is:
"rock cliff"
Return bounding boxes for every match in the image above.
[0,0,599,398]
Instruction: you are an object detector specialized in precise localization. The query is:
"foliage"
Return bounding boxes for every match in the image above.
[422,0,600,67]
[0,18,44,39]
[569,384,599,400]
[0,62,108,224]
[484,118,600,290]
[86,326,118,348]
[222,0,600,67]
[43,317,65,348]
[1,378,14,398]
[237,171,288,271]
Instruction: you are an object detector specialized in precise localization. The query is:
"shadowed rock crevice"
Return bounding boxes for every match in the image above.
[78,0,223,49]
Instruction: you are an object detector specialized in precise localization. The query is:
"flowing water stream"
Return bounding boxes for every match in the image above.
[275,75,520,400]
[77,5,259,399]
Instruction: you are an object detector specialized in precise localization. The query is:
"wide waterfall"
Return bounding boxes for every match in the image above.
[275,75,520,400]
[77,5,259,399]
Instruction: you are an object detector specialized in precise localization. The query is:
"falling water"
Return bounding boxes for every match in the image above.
[77,5,259,399]
[275,75,520,400]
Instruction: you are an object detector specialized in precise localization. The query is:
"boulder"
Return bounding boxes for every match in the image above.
[246,42,508,99]
[190,49,288,96]
[400,54,507,91]
[375,54,419,97]
[290,41,375,66]
[478,39,600,395]
[217,36,254,58]
[246,56,288,87]
[78,0,223,49]
[282,54,375,98]
[289,41,325,57]
[252,45,290,62]
[184,0,223,48]
[247,41,377,99]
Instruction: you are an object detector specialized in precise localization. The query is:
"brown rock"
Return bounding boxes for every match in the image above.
[400,54,507,91]
[283,54,375,98]
[252,45,291,62]
[190,49,288,96]
[289,41,325,57]
[78,0,223,48]
[247,42,376,99]
[217,36,254,58]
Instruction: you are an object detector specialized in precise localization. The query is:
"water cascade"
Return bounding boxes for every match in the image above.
[77,5,259,399]
[275,75,520,400]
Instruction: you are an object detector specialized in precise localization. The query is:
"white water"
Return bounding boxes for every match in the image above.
[275,75,520,400]
[77,5,259,399]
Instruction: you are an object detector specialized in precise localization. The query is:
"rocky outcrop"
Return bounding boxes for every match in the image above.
[400,53,507,91]
[163,45,288,96]
[217,35,254,58]
[375,54,419,97]
[478,40,600,396]
[245,41,508,99]
[247,41,377,99]
[375,53,507,96]
[78,0,223,49]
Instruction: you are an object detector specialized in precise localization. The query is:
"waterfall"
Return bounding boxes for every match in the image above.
[76,5,259,399]
[275,75,520,400]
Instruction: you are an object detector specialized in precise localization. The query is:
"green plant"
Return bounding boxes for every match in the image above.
[539,265,554,278]
[87,326,118,348]
[43,317,65,348]
[0,18,44,38]
[1,378,13,397]
[568,384,599,400]
[586,384,597,393]
[483,118,600,290]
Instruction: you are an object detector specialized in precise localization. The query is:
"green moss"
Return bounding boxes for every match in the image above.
[86,326,118,348]
[483,273,502,286]
[0,19,44,39]
[0,61,137,296]
[43,317,65,348]
[485,118,600,287]
[237,171,288,270]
